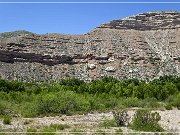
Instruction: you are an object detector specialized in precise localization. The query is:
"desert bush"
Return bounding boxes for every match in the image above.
[96,94,118,109]
[88,96,106,111]
[37,91,79,115]
[112,110,130,127]
[59,78,85,86]
[160,82,178,100]
[0,80,25,92]
[39,126,56,135]
[164,103,173,110]
[8,91,26,103]
[20,102,38,117]
[171,92,180,108]
[121,97,142,107]
[140,98,158,108]
[0,101,7,115]
[145,101,161,108]
[3,116,12,125]
[98,118,117,128]
[131,109,164,132]
[101,76,119,83]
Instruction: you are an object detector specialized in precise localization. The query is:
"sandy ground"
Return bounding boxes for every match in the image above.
[0,109,180,133]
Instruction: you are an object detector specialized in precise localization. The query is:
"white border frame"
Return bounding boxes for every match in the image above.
[0,1,179,134]
[0,132,180,134]
[0,2,180,4]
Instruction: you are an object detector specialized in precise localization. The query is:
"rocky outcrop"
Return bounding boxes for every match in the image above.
[0,50,75,66]
[0,11,180,82]
[98,11,180,30]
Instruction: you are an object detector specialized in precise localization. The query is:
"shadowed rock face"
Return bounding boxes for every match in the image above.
[0,11,180,82]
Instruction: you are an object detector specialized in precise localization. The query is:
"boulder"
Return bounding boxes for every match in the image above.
[105,66,116,72]
[87,63,96,70]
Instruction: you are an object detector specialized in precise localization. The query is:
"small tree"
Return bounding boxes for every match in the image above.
[112,110,130,127]
[131,109,164,132]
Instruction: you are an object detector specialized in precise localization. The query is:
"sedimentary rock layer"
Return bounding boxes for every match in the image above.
[0,11,180,82]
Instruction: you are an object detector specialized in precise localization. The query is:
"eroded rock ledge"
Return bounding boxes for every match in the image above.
[98,11,180,30]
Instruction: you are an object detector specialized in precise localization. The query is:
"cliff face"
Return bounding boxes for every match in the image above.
[0,11,180,82]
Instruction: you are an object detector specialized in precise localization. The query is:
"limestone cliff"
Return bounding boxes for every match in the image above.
[0,11,180,82]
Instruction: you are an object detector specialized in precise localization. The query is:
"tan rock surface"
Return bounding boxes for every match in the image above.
[0,11,180,82]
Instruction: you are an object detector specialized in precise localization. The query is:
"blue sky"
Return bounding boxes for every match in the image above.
[0,0,180,34]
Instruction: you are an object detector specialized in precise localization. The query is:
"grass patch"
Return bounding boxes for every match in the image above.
[49,123,70,130]
[70,128,84,135]
[39,126,56,135]
[98,118,117,128]
[3,116,12,125]
[27,127,37,135]
[115,128,123,135]
[95,129,106,135]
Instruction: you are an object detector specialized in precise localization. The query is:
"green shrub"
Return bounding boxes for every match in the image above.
[171,92,180,108]
[101,96,118,109]
[3,116,12,125]
[113,110,129,127]
[145,101,161,108]
[0,100,13,116]
[121,97,142,107]
[101,76,119,83]
[20,102,38,117]
[59,78,85,86]
[37,91,82,115]
[131,109,164,132]
[0,102,7,115]
[164,103,173,110]
[0,79,25,92]
[88,97,106,111]
[39,126,56,135]
[140,98,158,108]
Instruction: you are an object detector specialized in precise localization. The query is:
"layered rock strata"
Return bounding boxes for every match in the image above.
[0,11,180,82]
